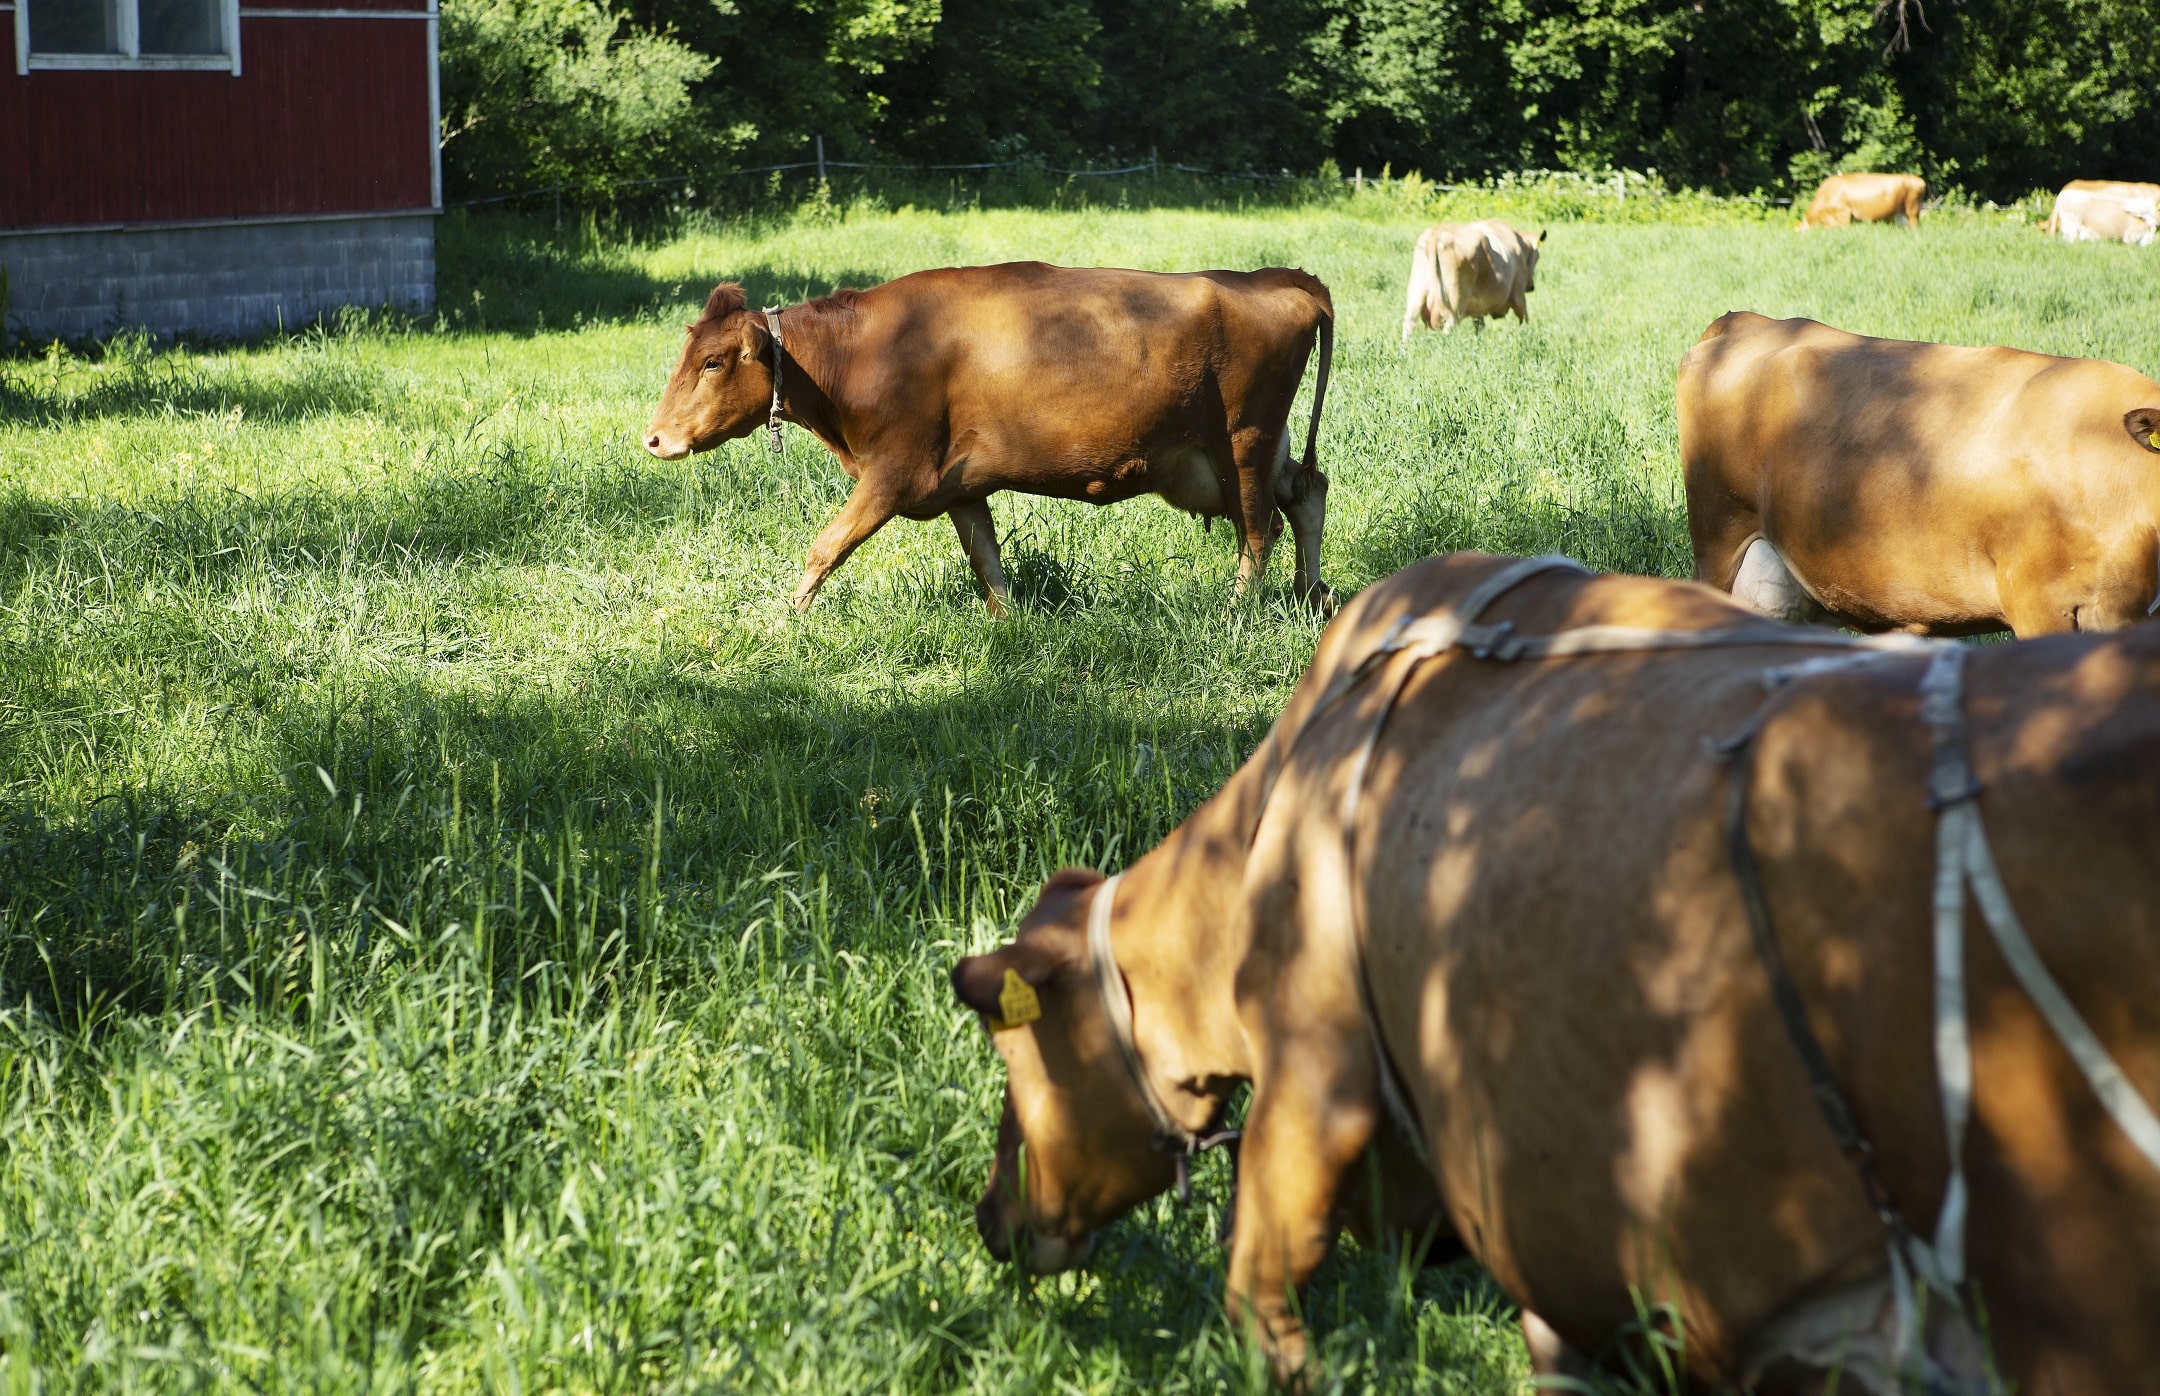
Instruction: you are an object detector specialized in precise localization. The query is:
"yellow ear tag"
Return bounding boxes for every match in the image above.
[987,969,1041,1033]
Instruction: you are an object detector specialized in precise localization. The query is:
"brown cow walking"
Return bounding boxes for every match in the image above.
[951,553,2160,1392]
[1680,311,2160,636]
[643,263,1335,615]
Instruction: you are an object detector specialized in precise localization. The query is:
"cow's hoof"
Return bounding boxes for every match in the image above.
[1304,583,1340,617]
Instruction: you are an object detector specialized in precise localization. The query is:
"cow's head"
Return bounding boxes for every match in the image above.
[643,282,774,459]
[950,867,1183,1272]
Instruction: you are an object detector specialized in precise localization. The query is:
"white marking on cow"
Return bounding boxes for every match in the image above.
[1730,537,1821,622]
[1152,443,1226,516]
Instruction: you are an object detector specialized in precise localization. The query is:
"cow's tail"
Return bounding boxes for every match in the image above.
[1298,283,1334,495]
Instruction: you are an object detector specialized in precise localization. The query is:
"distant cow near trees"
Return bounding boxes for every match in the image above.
[1799,173,1925,229]
[2044,182,2158,246]
[644,263,1336,615]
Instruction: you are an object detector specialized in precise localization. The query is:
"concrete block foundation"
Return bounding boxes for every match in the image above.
[0,212,435,343]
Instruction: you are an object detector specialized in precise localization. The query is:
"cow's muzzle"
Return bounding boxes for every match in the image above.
[643,427,691,461]
[975,1189,1095,1273]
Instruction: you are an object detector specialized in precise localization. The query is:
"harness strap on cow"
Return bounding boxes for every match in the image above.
[1720,699,1973,1389]
[1917,644,2160,1294]
[1086,874,1239,1208]
[763,305,786,454]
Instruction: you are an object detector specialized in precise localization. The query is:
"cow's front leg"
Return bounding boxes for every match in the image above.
[1224,1059,1378,1385]
[791,475,905,612]
[946,498,1011,618]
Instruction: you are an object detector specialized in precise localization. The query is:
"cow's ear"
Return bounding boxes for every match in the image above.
[2127,409,2160,453]
[951,938,1071,1026]
[739,314,769,365]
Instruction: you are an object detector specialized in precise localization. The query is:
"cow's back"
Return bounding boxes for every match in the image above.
[840,262,1325,434]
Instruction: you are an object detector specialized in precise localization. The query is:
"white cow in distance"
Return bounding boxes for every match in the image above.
[2048,186,2157,247]
[1402,220,1544,339]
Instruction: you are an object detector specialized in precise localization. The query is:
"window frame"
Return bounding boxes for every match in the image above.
[14,0,242,75]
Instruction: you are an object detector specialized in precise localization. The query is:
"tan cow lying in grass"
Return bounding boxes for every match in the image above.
[1681,311,2160,636]
[953,553,2160,1393]
[643,265,1335,615]
[1400,220,1543,338]
[1799,172,1925,229]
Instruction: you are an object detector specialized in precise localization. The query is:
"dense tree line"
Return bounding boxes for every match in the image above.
[437,0,2160,204]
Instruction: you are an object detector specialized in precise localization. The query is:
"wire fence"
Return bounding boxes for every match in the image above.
[445,153,1800,213]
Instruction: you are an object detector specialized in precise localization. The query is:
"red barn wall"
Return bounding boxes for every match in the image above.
[1,4,435,228]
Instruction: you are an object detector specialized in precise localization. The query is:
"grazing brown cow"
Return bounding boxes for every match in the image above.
[952,553,2160,1392]
[1400,220,1544,339]
[1680,311,2160,636]
[2043,179,2160,238]
[643,263,1335,615]
[1799,172,1925,229]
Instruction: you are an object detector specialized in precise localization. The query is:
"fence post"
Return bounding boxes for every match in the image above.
[816,135,827,184]
[553,185,562,231]
[1613,172,1624,202]
[1354,167,1363,192]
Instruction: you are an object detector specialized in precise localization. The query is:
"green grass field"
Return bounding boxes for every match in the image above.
[4,189,2158,1392]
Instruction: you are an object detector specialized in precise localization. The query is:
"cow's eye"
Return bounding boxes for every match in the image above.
[701,357,722,373]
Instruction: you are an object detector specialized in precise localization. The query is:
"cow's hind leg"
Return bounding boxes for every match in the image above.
[1276,448,1333,612]
[1402,270,1428,343]
[1228,429,1285,601]
[947,498,1010,618]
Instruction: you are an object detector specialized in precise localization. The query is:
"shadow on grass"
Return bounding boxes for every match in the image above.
[1341,462,1691,582]
[0,621,1268,1018]
[437,210,904,339]
[0,444,727,595]
[0,332,394,426]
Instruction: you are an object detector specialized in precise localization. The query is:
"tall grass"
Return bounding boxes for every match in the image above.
[2,196,2156,1390]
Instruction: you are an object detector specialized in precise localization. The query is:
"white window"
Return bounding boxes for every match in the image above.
[14,0,241,72]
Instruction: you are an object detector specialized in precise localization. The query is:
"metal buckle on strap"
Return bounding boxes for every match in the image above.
[1459,619,1520,660]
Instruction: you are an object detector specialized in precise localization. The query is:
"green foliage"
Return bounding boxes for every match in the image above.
[5,203,2160,1389]
[1911,0,2160,195]
[617,0,941,172]
[434,0,2160,203]
[438,0,713,198]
